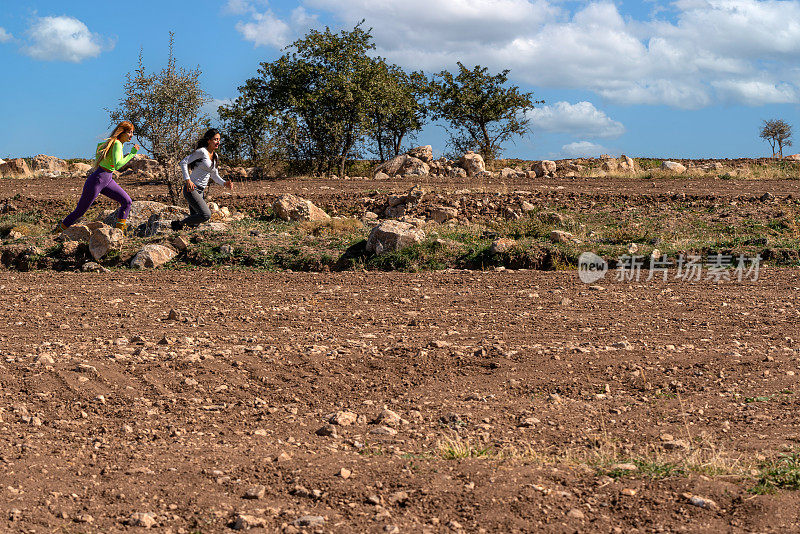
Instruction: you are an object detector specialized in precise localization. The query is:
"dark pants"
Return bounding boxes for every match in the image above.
[62,167,132,227]
[181,185,211,227]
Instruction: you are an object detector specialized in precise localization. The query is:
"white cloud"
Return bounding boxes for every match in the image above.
[528,101,625,138]
[0,27,12,43]
[23,16,110,62]
[236,11,292,48]
[561,141,609,157]
[294,0,800,108]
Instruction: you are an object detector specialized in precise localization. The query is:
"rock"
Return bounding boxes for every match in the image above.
[88,226,124,260]
[407,145,433,163]
[119,154,161,175]
[60,224,92,242]
[145,205,190,236]
[567,508,585,519]
[459,151,485,177]
[661,161,686,173]
[293,515,324,528]
[273,194,330,222]
[329,411,358,426]
[81,261,108,273]
[520,200,535,213]
[760,192,775,202]
[374,171,391,180]
[69,162,93,174]
[785,153,800,161]
[374,409,402,427]
[171,235,190,251]
[130,244,177,269]
[338,467,352,479]
[600,158,619,172]
[316,424,338,437]
[533,160,557,177]
[31,154,68,174]
[102,200,169,230]
[490,238,516,254]
[550,230,577,244]
[0,158,33,178]
[128,512,157,528]
[220,244,234,255]
[683,493,718,509]
[619,155,636,171]
[448,167,468,179]
[232,514,266,530]
[429,206,458,223]
[243,485,266,499]
[366,220,425,254]
[374,154,429,177]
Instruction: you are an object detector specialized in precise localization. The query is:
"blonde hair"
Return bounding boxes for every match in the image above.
[98,121,134,162]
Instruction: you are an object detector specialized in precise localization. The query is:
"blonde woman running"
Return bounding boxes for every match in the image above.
[59,121,138,232]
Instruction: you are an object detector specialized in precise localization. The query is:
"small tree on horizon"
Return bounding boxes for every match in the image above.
[760,119,793,158]
[425,63,541,161]
[110,33,211,204]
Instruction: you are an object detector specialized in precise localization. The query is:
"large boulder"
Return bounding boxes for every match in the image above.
[619,155,636,171]
[101,200,169,230]
[406,145,433,163]
[661,161,687,173]
[459,151,485,177]
[69,162,94,175]
[119,154,161,174]
[31,155,67,174]
[374,154,429,177]
[429,206,458,223]
[0,159,33,179]
[60,224,92,242]
[145,206,190,236]
[366,220,426,254]
[88,226,124,260]
[533,160,557,177]
[273,194,330,222]
[785,154,800,161]
[130,244,177,269]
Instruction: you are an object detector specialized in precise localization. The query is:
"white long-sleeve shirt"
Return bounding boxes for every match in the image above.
[179,148,226,189]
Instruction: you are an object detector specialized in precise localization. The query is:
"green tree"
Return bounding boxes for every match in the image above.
[217,80,281,168]
[110,33,210,204]
[760,119,793,158]
[426,63,540,161]
[367,62,427,162]
[245,24,378,177]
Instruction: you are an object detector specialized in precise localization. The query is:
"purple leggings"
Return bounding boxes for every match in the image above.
[62,167,132,227]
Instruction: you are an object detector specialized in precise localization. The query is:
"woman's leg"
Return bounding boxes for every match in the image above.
[100,178,133,231]
[181,187,212,227]
[61,169,111,228]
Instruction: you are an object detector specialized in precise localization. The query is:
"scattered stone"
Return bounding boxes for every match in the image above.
[293,515,325,528]
[567,508,585,519]
[0,158,33,178]
[683,493,718,509]
[430,206,459,223]
[81,261,108,273]
[130,244,177,269]
[373,409,402,427]
[490,238,516,254]
[550,230,577,244]
[232,514,266,530]
[61,224,92,242]
[273,194,330,222]
[621,488,637,496]
[243,485,266,499]
[369,426,398,436]
[661,161,686,173]
[338,467,352,479]
[316,424,339,437]
[459,151,485,177]
[128,512,157,528]
[330,411,358,426]
[533,160,557,177]
[662,439,690,451]
[88,226,124,260]
[366,220,425,254]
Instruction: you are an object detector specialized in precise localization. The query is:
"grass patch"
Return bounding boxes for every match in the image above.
[436,437,496,460]
[751,451,800,494]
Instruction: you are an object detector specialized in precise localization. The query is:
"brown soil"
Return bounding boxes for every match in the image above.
[2,267,800,533]
[2,171,800,532]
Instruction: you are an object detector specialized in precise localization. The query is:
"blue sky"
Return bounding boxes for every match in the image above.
[2,0,800,161]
